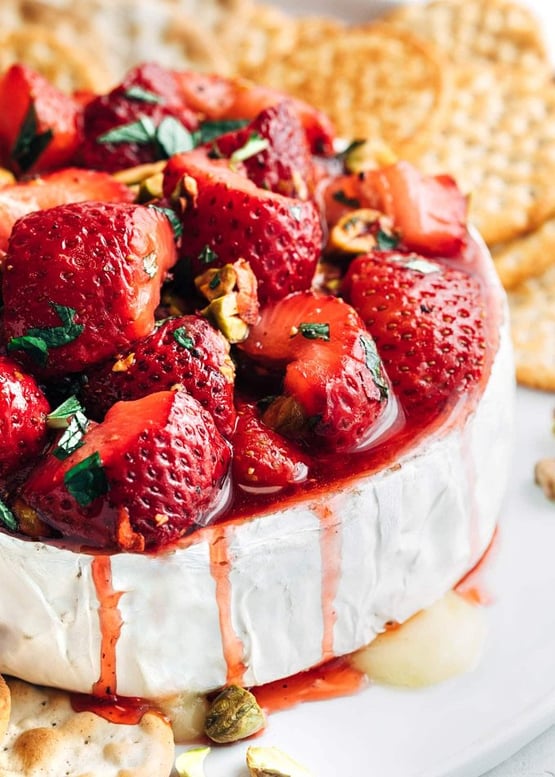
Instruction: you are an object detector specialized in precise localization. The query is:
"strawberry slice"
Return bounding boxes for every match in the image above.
[343,250,489,417]
[79,62,198,172]
[324,161,468,257]
[211,101,315,198]
[3,201,177,376]
[0,64,82,175]
[0,167,133,256]
[163,148,322,304]
[0,356,50,480]
[82,315,237,437]
[239,291,390,452]
[17,390,231,551]
[232,403,309,491]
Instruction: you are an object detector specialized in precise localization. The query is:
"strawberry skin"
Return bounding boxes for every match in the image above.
[239,291,390,452]
[3,201,177,376]
[0,356,50,479]
[18,390,231,551]
[343,251,488,416]
[82,315,237,437]
[232,403,309,491]
[163,148,322,304]
[0,64,82,174]
[80,62,198,172]
[0,167,133,256]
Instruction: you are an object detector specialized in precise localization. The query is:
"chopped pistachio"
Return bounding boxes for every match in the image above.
[204,685,265,744]
[329,208,397,254]
[344,137,397,174]
[11,497,52,538]
[262,395,307,438]
[195,264,238,302]
[246,746,313,777]
[137,171,164,202]
[202,293,249,343]
[112,160,166,186]
[175,746,211,777]
[112,353,136,372]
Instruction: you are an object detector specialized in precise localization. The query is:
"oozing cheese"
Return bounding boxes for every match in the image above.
[0,242,515,700]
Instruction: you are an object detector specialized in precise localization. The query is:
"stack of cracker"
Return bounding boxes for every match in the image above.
[0,0,552,389]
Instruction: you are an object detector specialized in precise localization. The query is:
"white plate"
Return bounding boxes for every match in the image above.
[175,1,555,774]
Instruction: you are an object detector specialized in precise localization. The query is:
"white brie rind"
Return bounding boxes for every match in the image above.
[0,246,515,699]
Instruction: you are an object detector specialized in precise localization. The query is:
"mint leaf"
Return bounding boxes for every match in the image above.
[124,86,164,104]
[360,334,388,400]
[0,498,17,531]
[11,101,53,172]
[155,116,194,158]
[297,322,330,341]
[376,229,400,250]
[193,119,249,145]
[8,303,84,366]
[97,116,157,145]
[229,132,269,165]
[198,245,218,264]
[53,410,89,461]
[331,189,360,208]
[64,452,109,506]
[47,395,85,429]
[173,326,195,350]
[148,205,183,240]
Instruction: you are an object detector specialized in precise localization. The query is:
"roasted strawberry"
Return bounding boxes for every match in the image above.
[342,251,489,417]
[211,101,315,198]
[324,161,468,257]
[0,64,82,174]
[239,291,390,452]
[0,167,133,255]
[173,71,335,155]
[79,62,198,172]
[164,148,322,304]
[16,389,231,551]
[0,356,50,479]
[82,315,236,436]
[232,403,309,491]
[3,201,177,376]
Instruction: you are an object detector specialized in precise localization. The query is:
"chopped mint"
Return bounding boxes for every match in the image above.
[173,326,196,351]
[124,86,164,104]
[148,205,183,240]
[331,189,360,209]
[47,396,85,430]
[155,116,194,157]
[192,119,249,145]
[360,334,388,400]
[198,245,218,265]
[11,101,53,171]
[0,498,17,532]
[298,322,330,341]
[229,132,269,165]
[97,116,157,145]
[376,229,400,250]
[64,452,109,507]
[53,411,89,461]
[8,303,84,366]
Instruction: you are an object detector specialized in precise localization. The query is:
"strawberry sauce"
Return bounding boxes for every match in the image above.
[90,555,123,697]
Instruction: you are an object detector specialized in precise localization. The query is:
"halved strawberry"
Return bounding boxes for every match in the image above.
[173,71,335,155]
[0,356,50,480]
[79,62,198,172]
[163,148,322,304]
[0,64,82,174]
[324,161,468,257]
[232,402,309,491]
[342,250,489,417]
[16,389,231,551]
[210,101,315,198]
[3,201,177,376]
[239,290,390,452]
[0,167,133,255]
[82,315,236,436]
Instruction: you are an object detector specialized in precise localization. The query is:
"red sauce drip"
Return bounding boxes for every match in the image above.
[314,503,341,662]
[253,657,367,715]
[455,526,500,605]
[70,691,155,724]
[91,555,123,697]
[208,524,247,686]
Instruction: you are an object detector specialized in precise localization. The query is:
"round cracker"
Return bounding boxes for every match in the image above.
[0,678,174,777]
[508,263,555,390]
[384,0,550,78]
[0,675,10,742]
[492,216,555,290]
[237,22,450,155]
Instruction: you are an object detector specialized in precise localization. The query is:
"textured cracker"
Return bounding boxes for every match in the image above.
[0,678,174,777]
[236,22,449,155]
[0,676,10,743]
[508,264,555,390]
[384,0,550,77]
[492,216,555,290]
[403,64,555,245]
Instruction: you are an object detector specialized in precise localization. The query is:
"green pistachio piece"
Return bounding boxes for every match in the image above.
[204,685,265,744]
[175,746,211,777]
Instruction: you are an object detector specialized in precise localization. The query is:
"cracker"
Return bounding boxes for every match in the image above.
[403,64,555,245]
[0,676,10,743]
[492,216,555,290]
[508,263,555,390]
[236,22,450,156]
[384,0,550,77]
[0,678,175,777]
